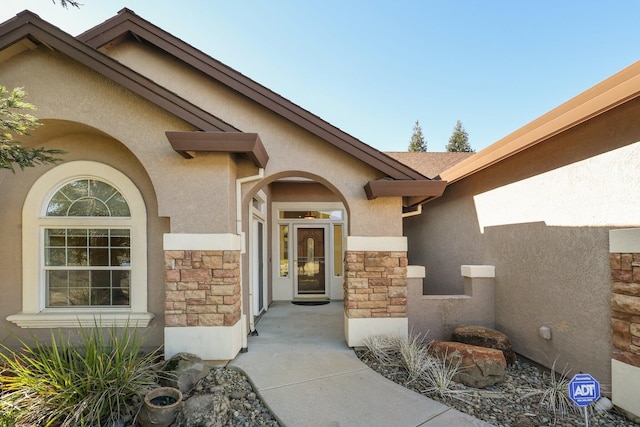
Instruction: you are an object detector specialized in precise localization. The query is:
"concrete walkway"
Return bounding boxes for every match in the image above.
[230,301,489,427]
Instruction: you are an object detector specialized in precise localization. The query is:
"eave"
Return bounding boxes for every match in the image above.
[440,59,640,184]
[364,179,447,206]
[165,131,268,168]
[0,11,237,133]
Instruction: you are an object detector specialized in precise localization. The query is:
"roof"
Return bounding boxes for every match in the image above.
[385,152,475,179]
[0,10,236,132]
[0,9,431,184]
[439,59,640,184]
[76,8,428,182]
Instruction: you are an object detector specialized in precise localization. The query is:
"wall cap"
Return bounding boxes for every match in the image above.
[461,265,495,278]
[407,265,425,279]
[610,228,640,253]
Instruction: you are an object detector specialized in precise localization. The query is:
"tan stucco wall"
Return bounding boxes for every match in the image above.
[100,39,403,237]
[1,47,237,234]
[405,97,640,383]
[0,40,404,354]
[0,129,168,349]
[270,182,341,202]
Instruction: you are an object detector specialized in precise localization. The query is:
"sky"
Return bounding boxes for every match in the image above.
[3,1,640,153]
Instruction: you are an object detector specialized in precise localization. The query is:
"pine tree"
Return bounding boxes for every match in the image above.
[0,85,65,172]
[446,120,474,152]
[408,120,427,152]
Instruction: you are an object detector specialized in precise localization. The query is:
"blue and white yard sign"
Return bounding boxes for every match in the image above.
[568,373,600,407]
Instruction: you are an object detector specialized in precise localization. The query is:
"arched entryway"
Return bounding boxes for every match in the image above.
[242,172,349,326]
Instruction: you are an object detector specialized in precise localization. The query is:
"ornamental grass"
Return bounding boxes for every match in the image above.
[0,322,165,427]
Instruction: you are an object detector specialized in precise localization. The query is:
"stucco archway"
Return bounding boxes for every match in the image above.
[238,170,350,330]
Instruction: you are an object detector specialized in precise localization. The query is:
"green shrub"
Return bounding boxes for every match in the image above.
[0,323,164,426]
[0,401,20,427]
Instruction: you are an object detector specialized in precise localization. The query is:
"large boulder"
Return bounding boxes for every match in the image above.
[430,341,506,388]
[451,324,517,365]
[163,353,211,393]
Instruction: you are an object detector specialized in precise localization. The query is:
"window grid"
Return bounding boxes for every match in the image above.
[46,179,130,217]
[44,228,131,307]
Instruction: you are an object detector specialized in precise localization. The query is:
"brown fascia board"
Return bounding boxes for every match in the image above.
[0,10,237,133]
[364,179,447,205]
[165,131,269,168]
[440,59,640,185]
[78,8,427,181]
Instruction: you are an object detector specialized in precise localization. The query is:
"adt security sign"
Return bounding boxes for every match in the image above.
[568,373,600,406]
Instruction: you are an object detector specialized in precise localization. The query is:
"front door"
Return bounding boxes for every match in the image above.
[294,224,328,297]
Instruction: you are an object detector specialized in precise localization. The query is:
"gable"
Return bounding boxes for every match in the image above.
[76,8,429,182]
[0,9,447,205]
[0,11,235,133]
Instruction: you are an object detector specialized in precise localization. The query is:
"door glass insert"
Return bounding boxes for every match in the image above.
[296,227,325,295]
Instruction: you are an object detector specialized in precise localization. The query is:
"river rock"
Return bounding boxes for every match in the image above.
[430,341,506,388]
[176,393,230,427]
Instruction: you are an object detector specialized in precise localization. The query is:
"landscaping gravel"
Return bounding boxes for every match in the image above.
[181,367,280,427]
[355,349,640,427]
[198,352,639,427]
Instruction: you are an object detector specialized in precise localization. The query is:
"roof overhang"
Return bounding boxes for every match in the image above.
[440,59,640,184]
[364,179,447,206]
[0,10,435,184]
[0,11,236,133]
[165,131,268,168]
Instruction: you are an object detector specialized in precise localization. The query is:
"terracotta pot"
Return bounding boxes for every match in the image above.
[140,387,183,427]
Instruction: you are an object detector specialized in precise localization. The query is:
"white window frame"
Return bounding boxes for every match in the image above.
[7,161,153,328]
[250,190,268,318]
[271,202,347,300]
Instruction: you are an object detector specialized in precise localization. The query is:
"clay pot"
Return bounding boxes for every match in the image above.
[140,387,183,427]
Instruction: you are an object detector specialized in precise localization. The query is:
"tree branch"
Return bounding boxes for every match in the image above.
[52,0,82,9]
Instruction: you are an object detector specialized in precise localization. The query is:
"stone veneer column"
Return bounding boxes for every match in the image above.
[609,228,640,421]
[163,233,243,360]
[343,236,408,347]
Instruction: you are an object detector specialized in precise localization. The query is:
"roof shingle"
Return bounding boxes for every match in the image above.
[385,152,475,179]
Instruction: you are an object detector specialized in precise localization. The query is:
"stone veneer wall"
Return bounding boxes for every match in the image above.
[610,252,640,367]
[164,250,241,327]
[344,251,408,318]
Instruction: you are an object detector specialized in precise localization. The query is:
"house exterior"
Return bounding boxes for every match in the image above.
[405,61,640,419]
[1,8,640,420]
[0,9,445,360]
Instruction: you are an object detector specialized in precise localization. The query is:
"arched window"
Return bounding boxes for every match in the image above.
[44,179,132,308]
[8,161,153,328]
